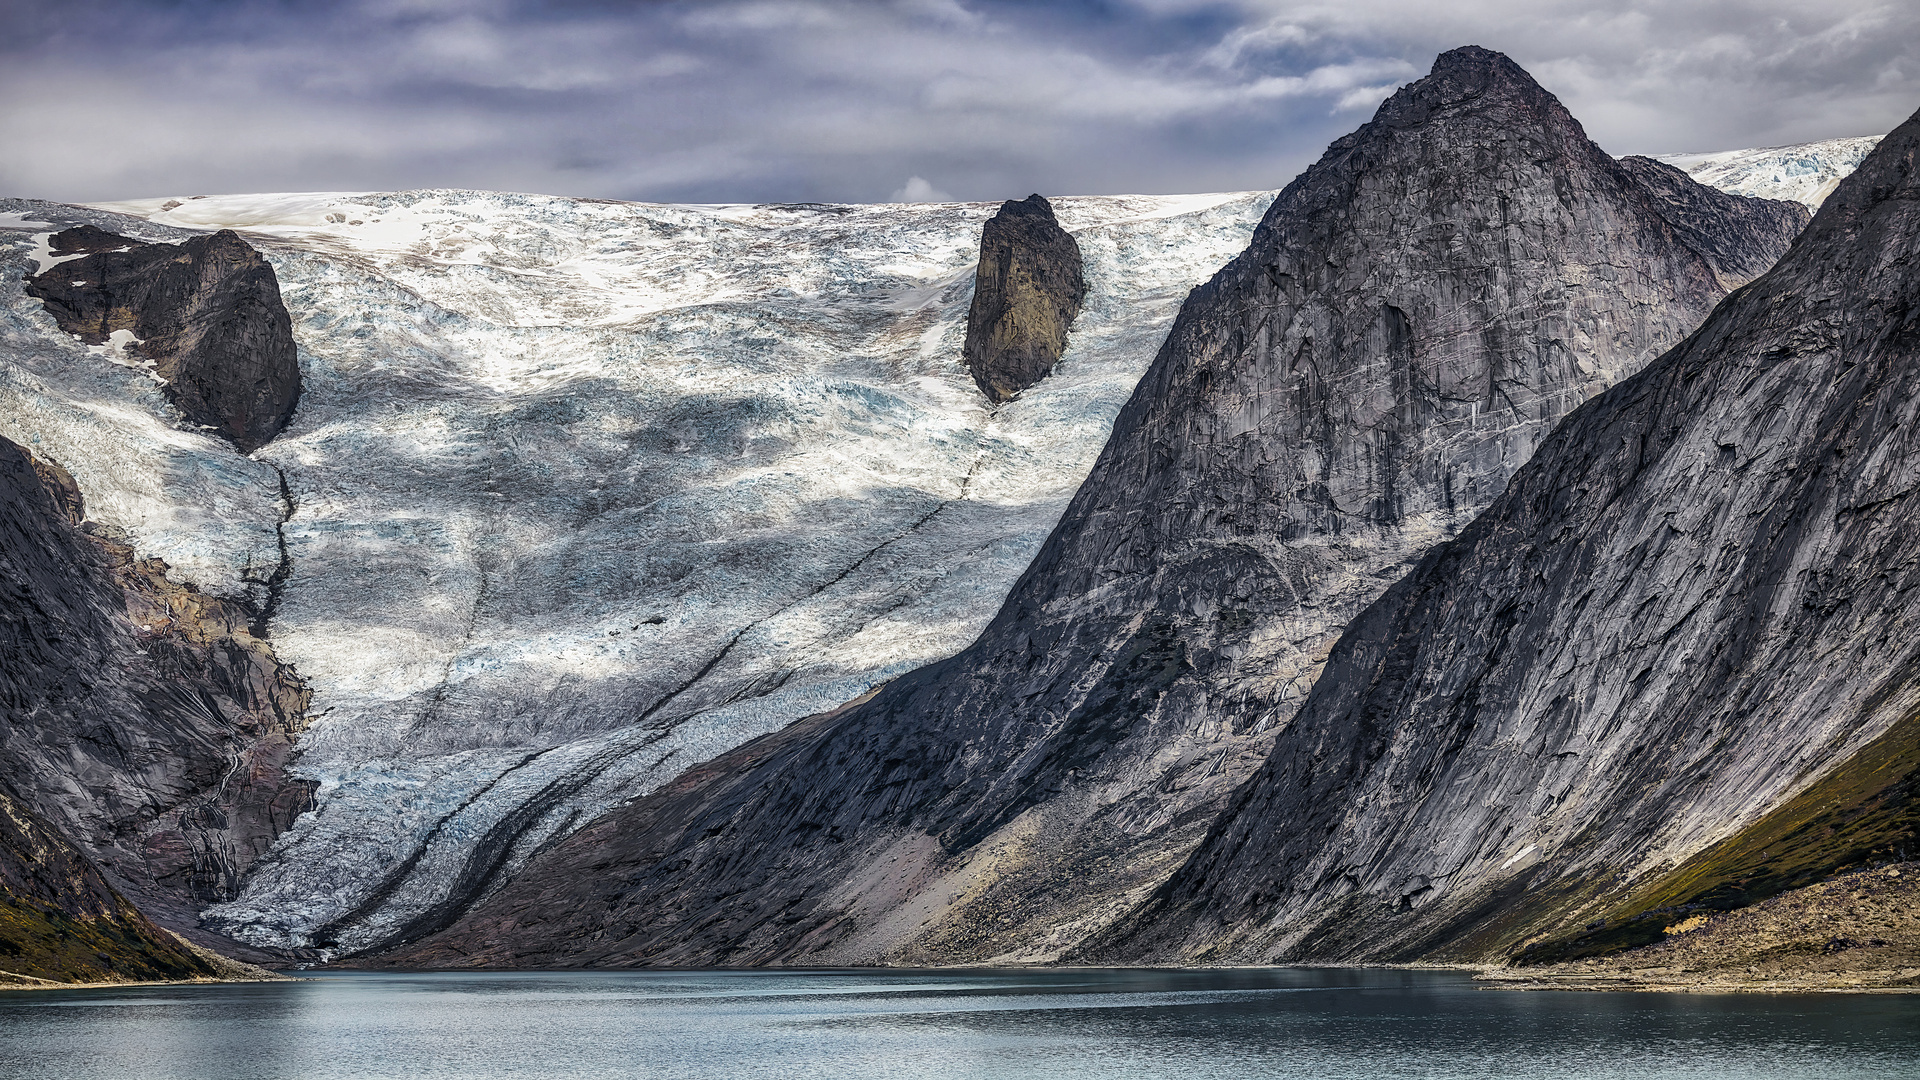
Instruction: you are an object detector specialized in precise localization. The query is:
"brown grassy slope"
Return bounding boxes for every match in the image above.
[1483,863,1920,991]
[1512,707,1920,964]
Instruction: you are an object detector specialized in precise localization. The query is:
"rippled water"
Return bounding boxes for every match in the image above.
[2,968,1916,1079]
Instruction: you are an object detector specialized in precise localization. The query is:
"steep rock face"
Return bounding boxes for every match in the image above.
[382,48,1809,969]
[0,786,219,985]
[0,434,310,949]
[1090,106,1920,965]
[963,195,1086,401]
[25,227,299,452]
[1614,156,1810,287]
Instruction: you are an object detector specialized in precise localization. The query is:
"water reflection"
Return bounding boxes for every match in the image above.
[1,968,1914,1080]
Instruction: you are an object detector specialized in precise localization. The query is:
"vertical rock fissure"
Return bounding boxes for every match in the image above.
[248,463,296,638]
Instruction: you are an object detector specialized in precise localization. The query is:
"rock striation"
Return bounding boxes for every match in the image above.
[1614,156,1810,288]
[963,195,1086,402]
[380,47,1811,970]
[0,434,310,959]
[0,785,221,985]
[1089,103,1920,965]
[25,227,300,452]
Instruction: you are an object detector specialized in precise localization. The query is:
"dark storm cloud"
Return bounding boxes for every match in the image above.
[1,0,1915,203]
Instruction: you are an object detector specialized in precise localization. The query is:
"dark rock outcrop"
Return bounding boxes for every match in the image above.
[25,228,300,453]
[963,195,1086,402]
[0,786,219,985]
[1087,103,1920,965]
[380,47,1811,970]
[1615,155,1811,286]
[0,435,310,960]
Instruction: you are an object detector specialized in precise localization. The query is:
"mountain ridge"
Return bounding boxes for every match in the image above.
[376,46,1814,970]
[1086,98,1920,966]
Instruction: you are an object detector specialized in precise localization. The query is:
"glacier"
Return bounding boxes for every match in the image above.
[0,135,1876,956]
[1657,136,1884,209]
[1,188,1276,954]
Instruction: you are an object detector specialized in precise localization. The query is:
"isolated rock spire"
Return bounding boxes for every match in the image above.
[962,194,1087,402]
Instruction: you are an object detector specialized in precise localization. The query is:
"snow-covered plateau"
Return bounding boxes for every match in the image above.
[0,188,1276,954]
[1657,136,1884,209]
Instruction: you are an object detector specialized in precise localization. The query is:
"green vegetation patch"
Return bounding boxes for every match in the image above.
[1512,708,1920,966]
[0,892,216,985]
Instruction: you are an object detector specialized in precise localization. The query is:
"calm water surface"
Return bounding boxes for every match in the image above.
[1,968,1916,1080]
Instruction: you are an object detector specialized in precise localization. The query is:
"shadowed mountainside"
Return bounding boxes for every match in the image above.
[1085,101,1920,966]
[0,434,310,962]
[379,47,1813,970]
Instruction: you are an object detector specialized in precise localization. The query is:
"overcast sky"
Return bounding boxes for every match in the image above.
[2,0,1915,204]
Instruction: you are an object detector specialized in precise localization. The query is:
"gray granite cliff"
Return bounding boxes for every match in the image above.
[379,48,1814,969]
[1089,102,1920,965]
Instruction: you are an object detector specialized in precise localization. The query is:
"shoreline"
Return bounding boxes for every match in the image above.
[0,972,294,993]
[1475,969,1920,994]
[11,962,1918,995]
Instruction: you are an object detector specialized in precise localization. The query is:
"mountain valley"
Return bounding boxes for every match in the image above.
[1,47,1913,989]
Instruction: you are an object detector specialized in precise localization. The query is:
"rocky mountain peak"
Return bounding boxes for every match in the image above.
[376,50,1813,971]
[1344,45,1577,144]
[996,193,1057,220]
[1425,44,1539,89]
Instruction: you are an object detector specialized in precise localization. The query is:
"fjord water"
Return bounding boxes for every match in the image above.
[2,969,1915,1080]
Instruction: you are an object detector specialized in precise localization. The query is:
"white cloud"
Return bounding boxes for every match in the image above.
[0,0,1914,204]
[889,176,954,202]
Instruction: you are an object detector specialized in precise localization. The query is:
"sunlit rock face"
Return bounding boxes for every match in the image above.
[1658,136,1885,210]
[1101,107,1920,967]
[1,186,1274,955]
[376,48,1814,972]
[963,195,1087,402]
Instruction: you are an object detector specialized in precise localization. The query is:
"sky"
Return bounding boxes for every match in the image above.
[1,0,1916,205]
